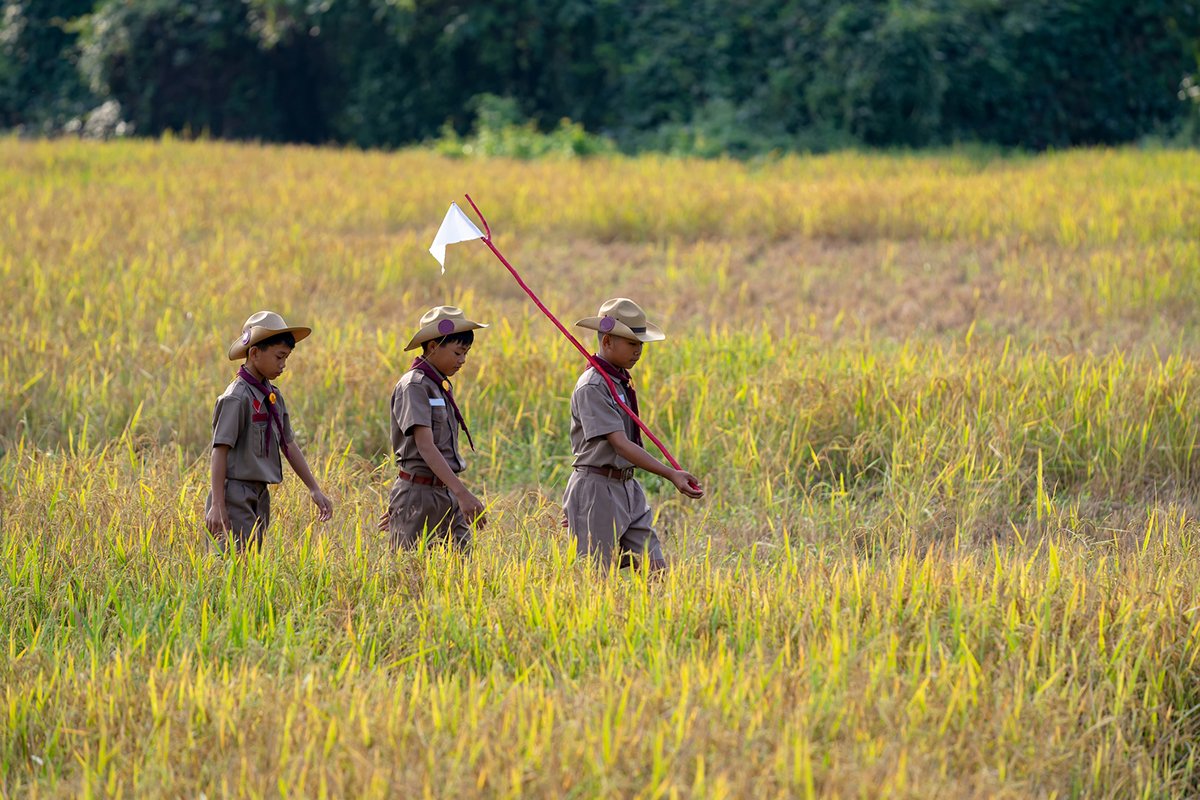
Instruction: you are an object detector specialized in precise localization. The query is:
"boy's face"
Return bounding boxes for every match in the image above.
[425,340,471,378]
[247,342,293,380]
[601,333,643,370]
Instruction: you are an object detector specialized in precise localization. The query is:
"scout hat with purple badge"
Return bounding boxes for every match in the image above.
[404,305,489,351]
[575,297,665,343]
[227,310,312,360]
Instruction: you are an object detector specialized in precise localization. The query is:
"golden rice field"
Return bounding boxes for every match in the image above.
[3,137,1200,797]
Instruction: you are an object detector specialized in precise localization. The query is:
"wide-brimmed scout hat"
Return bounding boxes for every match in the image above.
[404,305,489,351]
[575,298,665,343]
[227,311,312,360]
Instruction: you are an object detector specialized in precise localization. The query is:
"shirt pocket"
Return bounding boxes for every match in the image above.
[430,406,455,452]
[251,418,270,457]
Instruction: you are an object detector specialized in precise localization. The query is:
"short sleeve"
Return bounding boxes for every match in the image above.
[394,380,433,436]
[576,382,626,441]
[211,395,242,449]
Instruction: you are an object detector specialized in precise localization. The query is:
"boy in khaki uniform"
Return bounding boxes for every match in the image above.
[205,311,334,552]
[563,298,704,571]
[383,306,488,551]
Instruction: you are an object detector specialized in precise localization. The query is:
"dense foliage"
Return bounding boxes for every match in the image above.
[2,0,1199,152]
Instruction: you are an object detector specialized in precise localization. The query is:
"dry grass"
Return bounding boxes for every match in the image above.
[3,138,1200,797]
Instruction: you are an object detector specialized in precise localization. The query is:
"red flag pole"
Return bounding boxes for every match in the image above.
[463,193,687,474]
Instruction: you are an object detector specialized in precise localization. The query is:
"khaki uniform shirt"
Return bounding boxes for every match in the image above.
[391,368,465,477]
[569,367,638,469]
[211,377,294,484]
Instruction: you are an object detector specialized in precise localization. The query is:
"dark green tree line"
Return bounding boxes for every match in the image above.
[2,0,1197,152]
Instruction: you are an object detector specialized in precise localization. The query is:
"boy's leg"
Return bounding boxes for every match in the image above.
[386,477,421,550]
[387,479,468,551]
[419,486,472,553]
[618,480,666,572]
[207,480,267,553]
[249,484,269,551]
[563,470,628,568]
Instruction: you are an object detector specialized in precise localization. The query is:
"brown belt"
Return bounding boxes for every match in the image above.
[398,469,445,487]
[578,465,635,481]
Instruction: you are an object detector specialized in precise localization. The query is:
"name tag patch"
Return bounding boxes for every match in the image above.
[429,398,446,407]
[252,412,269,422]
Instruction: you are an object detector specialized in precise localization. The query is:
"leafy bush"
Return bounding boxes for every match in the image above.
[807,3,948,147]
[78,0,273,139]
[0,0,96,132]
[1178,74,1200,144]
[434,94,615,159]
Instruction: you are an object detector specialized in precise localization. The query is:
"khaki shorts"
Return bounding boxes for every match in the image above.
[562,469,663,568]
[385,475,470,552]
[205,478,270,552]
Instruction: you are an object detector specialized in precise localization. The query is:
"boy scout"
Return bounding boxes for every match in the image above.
[563,298,704,571]
[383,306,488,551]
[204,311,334,551]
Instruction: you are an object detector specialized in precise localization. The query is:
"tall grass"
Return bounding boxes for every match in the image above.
[3,138,1200,796]
[5,455,1200,796]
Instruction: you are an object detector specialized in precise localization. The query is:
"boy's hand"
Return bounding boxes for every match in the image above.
[310,488,334,521]
[205,504,230,534]
[456,490,487,528]
[671,470,705,499]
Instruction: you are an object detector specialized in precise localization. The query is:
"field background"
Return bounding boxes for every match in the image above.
[3,139,1200,797]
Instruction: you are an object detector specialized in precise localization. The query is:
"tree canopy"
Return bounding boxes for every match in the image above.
[3,0,1198,153]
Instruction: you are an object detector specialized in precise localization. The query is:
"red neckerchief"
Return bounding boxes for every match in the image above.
[591,355,642,447]
[237,366,290,457]
[410,357,475,451]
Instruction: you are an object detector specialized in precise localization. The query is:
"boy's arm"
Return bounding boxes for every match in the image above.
[205,445,231,533]
[412,425,487,526]
[284,444,334,521]
[605,430,704,498]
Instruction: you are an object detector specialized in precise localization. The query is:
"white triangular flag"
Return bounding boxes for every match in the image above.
[429,202,484,273]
